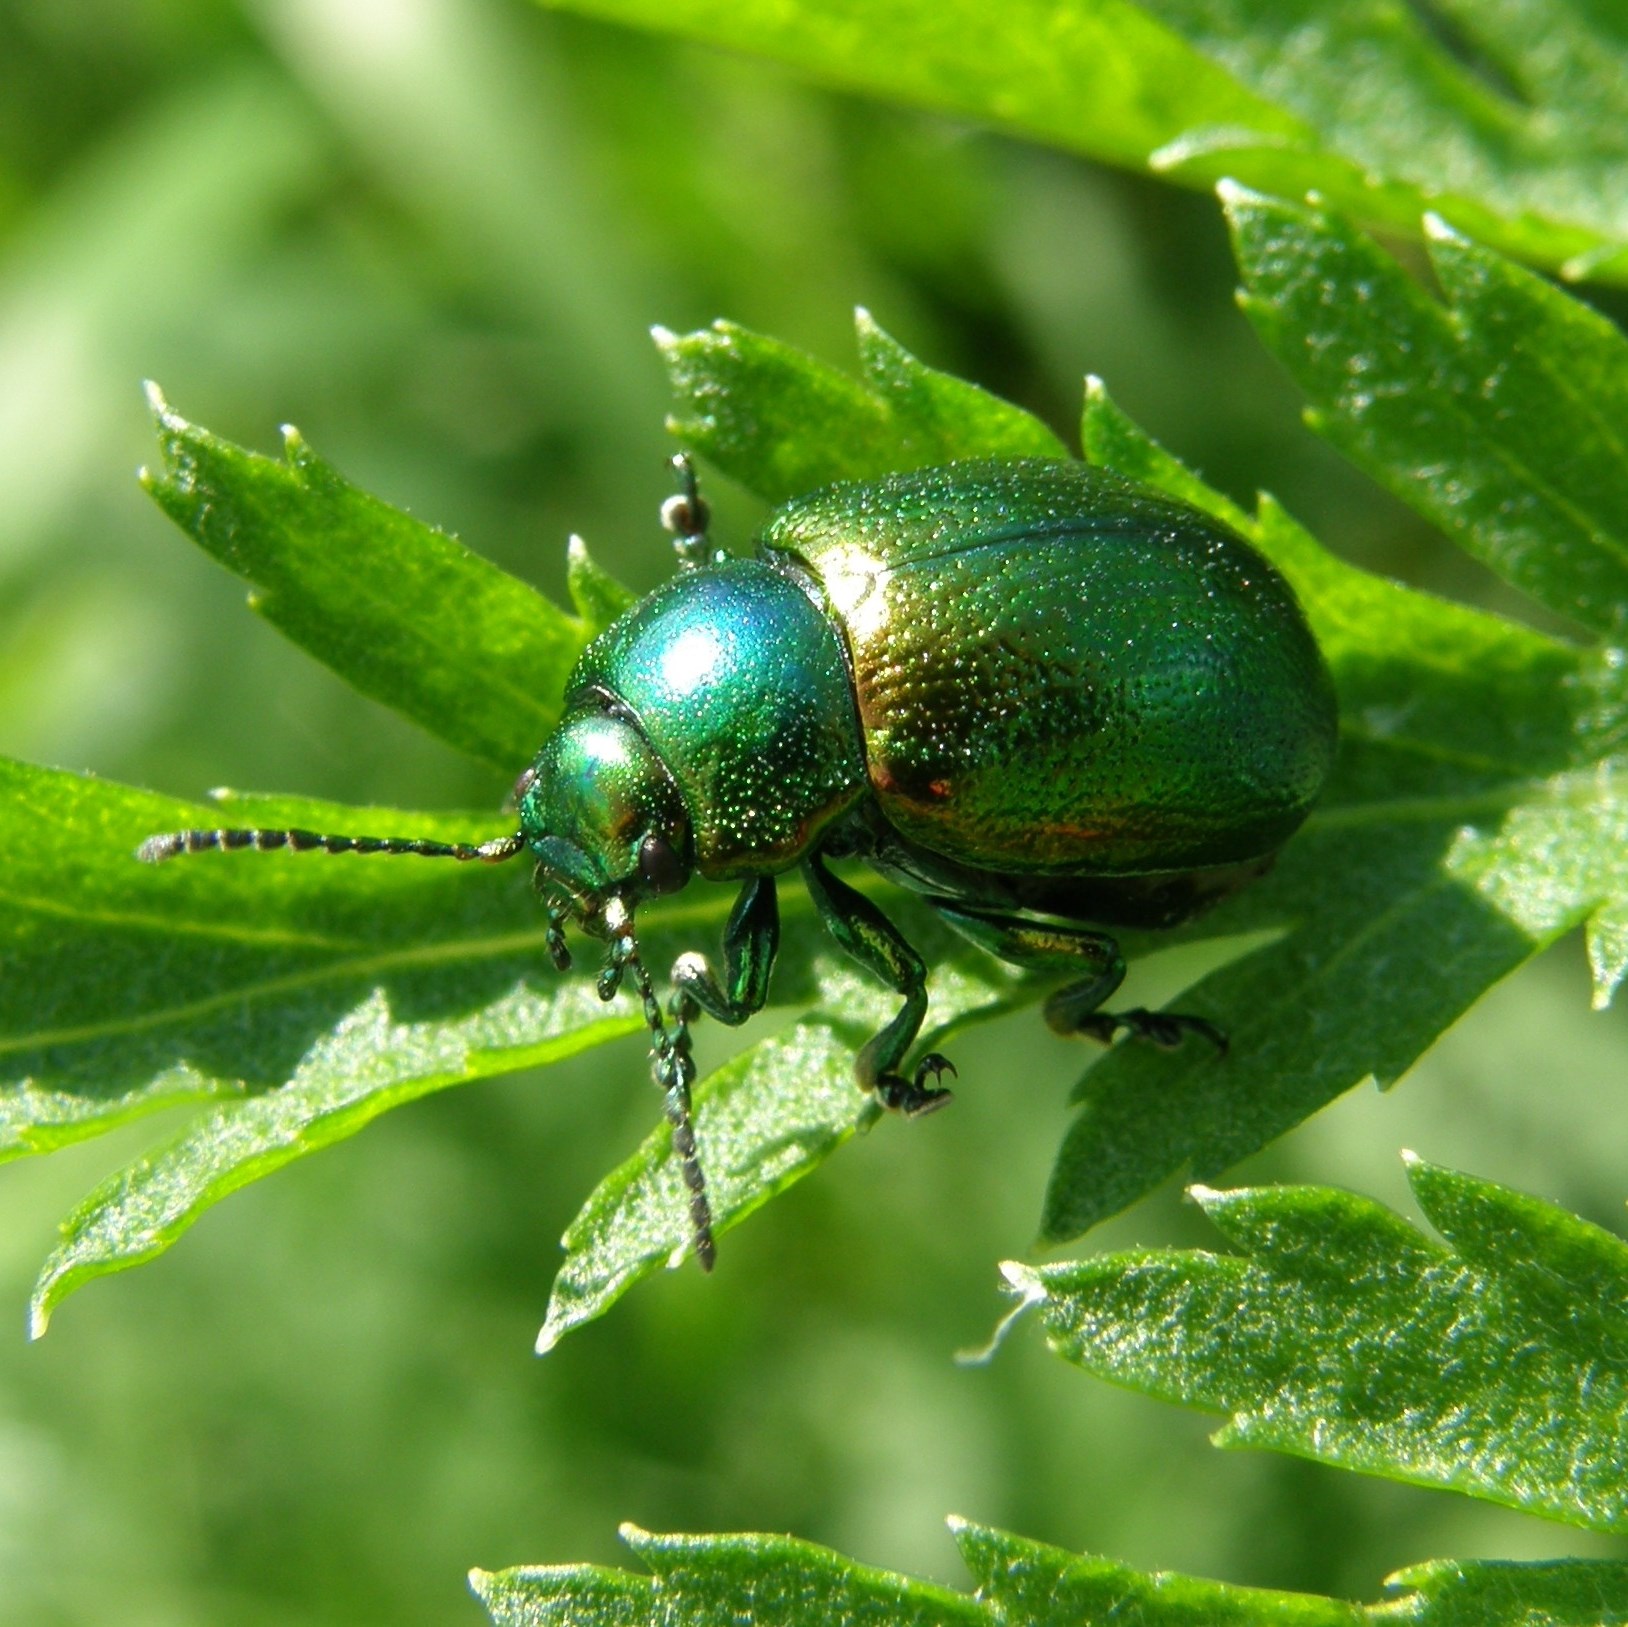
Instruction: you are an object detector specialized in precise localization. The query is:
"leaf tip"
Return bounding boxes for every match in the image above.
[1399,1147,1422,1169]
[142,378,175,423]
[998,1258,1042,1295]
[534,1319,561,1357]
[27,1296,50,1341]
[1421,212,1460,246]
[649,322,678,351]
[1214,176,1249,209]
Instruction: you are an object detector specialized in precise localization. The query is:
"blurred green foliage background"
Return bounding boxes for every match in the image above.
[2,1,1627,1621]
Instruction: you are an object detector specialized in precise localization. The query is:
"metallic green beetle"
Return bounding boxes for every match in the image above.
[140,458,1338,1268]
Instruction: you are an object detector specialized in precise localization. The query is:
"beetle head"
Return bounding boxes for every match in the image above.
[516,710,692,923]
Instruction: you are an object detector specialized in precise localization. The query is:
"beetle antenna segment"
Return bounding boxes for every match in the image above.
[661,452,714,569]
[622,938,715,1272]
[136,828,527,865]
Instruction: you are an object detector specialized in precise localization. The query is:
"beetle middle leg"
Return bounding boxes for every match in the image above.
[802,850,955,1115]
[933,904,1228,1054]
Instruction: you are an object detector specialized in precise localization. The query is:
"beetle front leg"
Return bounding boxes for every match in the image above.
[670,874,780,1029]
[934,904,1227,1053]
[802,851,955,1116]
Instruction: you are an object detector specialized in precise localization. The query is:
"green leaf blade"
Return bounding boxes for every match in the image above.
[476,1525,990,1627]
[952,1520,1365,1627]
[1404,1154,1628,1342]
[1385,1555,1628,1627]
[658,312,1065,503]
[29,980,631,1338]
[474,1520,1628,1627]
[1224,187,1628,637]
[1024,1163,1628,1534]
[537,0,1628,280]
[3,761,679,1329]
[142,385,584,771]
[470,1562,656,1627]
[1139,0,1628,261]
[537,1017,884,1352]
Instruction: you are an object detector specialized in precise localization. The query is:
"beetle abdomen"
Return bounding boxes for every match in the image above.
[762,460,1336,877]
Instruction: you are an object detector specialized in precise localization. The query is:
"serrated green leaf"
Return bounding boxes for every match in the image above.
[2,760,654,1331]
[958,1521,1628,1627]
[952,1521,1363,1627]
[1224,187,1628,637]
[142,384,587,770]
[1382,1555,1628,1627]
[533,0,1628,283]
[471,1519,1628,1627]
[657,310,1065,502]
[1139,0,1628,277]
[1017,1159,1628,1533]
[473,1523,991,1627]
[1047,222,1628,1239]
[539,923,1022,1348]
[26,977,638,1339]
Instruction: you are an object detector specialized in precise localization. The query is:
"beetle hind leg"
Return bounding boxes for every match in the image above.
[933,904,1228,1056]
[802,851,956,1116]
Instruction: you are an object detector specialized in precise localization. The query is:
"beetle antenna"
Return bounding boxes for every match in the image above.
[661,452,713,569]
[136,827,527,864]
[623,941,716,1271]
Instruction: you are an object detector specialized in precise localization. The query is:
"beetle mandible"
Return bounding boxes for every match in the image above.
[140,456,1338,1269]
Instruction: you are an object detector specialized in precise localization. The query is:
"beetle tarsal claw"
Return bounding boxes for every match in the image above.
[1074,1007,1229,1054]
[874,1060,956,1117]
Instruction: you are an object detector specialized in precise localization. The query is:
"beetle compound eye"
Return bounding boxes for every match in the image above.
[512,763,538,805]
[638,833,686,896]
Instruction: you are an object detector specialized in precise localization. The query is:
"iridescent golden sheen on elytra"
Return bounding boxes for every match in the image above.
[762,459,1334,881]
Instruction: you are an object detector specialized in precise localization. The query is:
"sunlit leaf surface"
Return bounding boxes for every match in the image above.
[536,0,1628,282]
[471,1519,1628,1626]
[1015,1159,1628,1532]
